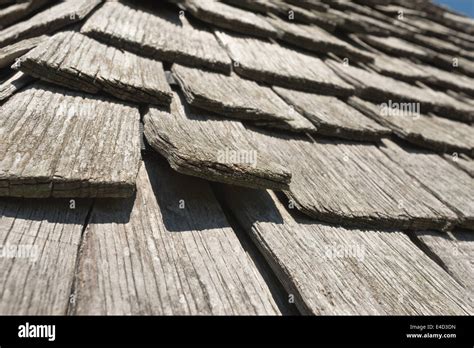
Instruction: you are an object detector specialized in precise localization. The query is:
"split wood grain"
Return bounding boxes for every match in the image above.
[144,92,291,191]
[0,83,141,198]
[413,230,473,294]
[326,60,474,123]
[80,1,232,74]
[72,157,282,315]
[221,0,284,15]
[0,71,32,102]
[249,130,458,230]
[380,139,474,230]
[0,0,50,29]
[215,31,355,96]
[272,86,390,141]
[368,53,431,83]
[183,0,279,39]
[418,64,474,97]
[0,197,92,314]
[0,35,47,69]
[18,31,173,106]
[266,16,374,63]
[218,186,470,315]
[350,97,474,155]
[443,154,474,177]
[171,64,316,133]
[0,0,101,48]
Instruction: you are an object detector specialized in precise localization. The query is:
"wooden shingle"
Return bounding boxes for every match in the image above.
[144,92,291,191]
[18,32,172,106]
[272,86,389,141]
[0,83,141,198]
[81,1,232,74]
[72,158,282,315]
[0,0,102,48]
[172,64,316,133]
[218,186,470,315]
[216,31,355,96]
[0,35,47,69]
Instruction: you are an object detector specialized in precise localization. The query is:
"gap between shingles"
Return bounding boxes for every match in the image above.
[209,183,300,315]
[65,198,96,315]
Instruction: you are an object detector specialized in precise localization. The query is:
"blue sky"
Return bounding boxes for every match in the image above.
[434,0,474,17]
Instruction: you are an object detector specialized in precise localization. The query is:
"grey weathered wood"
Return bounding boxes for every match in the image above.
[418,64,474,97]
[183,0,279,39]
[18,31,173,106]
[72,157,282,315]
[283,0,329,12]
[218,186,470,315]
[380,139,474,230]
[249,130,458,230]
[171,64,316,133]
[360,34,432,61]
[443,154,474,178]
[0,197,92,314]
[0,0,102,48]
[221,0,284,15]
[215,31,355,96]
[272,86,390,141]
[81,1,232,74]
[350,97,474,155]
[368,53,431,83]
[0,71,32,102]
[0,0,50,29]
[0,83,141,198]
[326,59,474,123]
[144,92,291,191]
[266,16,374,63]
[413,230,473,294]
[0,35,47,69]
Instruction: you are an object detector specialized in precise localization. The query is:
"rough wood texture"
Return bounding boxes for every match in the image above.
[171,64,316,133]
[216,31,355,96]
[266,16,374,63]
[250,130,457,230]
[380,139,474,230]
[183,0,279,39]
[413,230,473,294]
[0,197,92,314]
[368,53,431,83]
[0,83,141,198]
[0,0,101,48]
[418,64,474,97]
[144,92,291,191]
[326,60,474,123]
[18,31,173,106]
[272,86,390,141]
[81,1,232,74]
[221,0,283,15]
[350,97,474,155]
[72,158,282,315]
[0,35,47,69]
[0,0,50,29]
[218,186,470,315]
[0,71,32,102]
[361,35,432,61]
[444,154,474,178]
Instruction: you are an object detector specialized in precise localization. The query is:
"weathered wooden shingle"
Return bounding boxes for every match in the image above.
[171,64,316,133]
[221,0,283,15]
[249,130,457,230]
[350,97,474,155]
[368,53,431,83]
[418,64,474,97]
[144,92,291,191]
[0,0,102,48]
[218,186,470,315]
[266,16,374,63]
[380,139,474,230]
[215,31,355,96]
[0,197,92,314]
[183,0,279,39]
[0,83,141,198]
[272,86,389,141]
[0,71,32,102]
[327,60,474,123]
[413,230,473,294]
[0,0,50,29]
[444,154,474,178]
[81,1,232,74]
[0,35,47,69]
[18,31,172,106]
[72,158,282,315]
